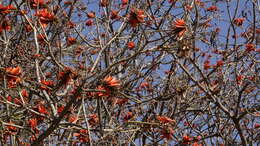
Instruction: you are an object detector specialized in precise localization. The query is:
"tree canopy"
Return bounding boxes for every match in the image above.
[0,0,259,145]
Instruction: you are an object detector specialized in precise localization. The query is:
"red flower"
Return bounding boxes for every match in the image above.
[40,80,54,90]
[5,66,22,88]
[35,9,55,27]
[20,89,29,103]
[122,0,128,5]
[204,60,211,70]
[88,114,99,126]
[128,8,146,27]
[58,67,77,85]
[140,82,149,89]
[0,4,16,14]
[21,89,29,98]
[182,135,192,144]
[7,96,12,102]
[87,11,95,18]
[127,41,135,49]
[157,116,175,124]
[245,43,255,52]
[216,60,224,67]
[96,85,110,97]
[28,118,38,130]
[68,115,78,123]
[233,18,245,26]
[161,127,174,140]
[110,10,120,20]
[74,129,89,143]
[236,75,244,81]
[67,37,77,46]
[57,105,64,114]
[7,77,21,88]
[236,75,245,85]
[6,122,17,132]
[0,19,12,32]
[103,76,120,87]
[6,66,22,76]
[207,5,218,12]
[172,19,187,37]
[86,19,94,26]
[37,104,49,115]
[254,123,260,128]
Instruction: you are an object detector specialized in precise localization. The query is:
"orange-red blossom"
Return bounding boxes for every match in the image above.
[5,66,22,88]
[172,19,187,37]
[35,9,55,27]
[103,76,120,87]
[95,76,120,98]
[128,8,146,27]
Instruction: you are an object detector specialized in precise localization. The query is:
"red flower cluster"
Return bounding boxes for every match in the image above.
[122,0,128,6]
[172,19,187,37]
[88,114,99,126]
[85,19,93,26]
[0,4,16,14]
[5,66,22,88]
[35,9,55,27]
[204,60,211,70]
[40,79,54,91]
[127,41,135,49]
[157,116,175,124]
[87,12,95,18]
[37,104,49,115]
[5,121,18,135]
[103,76,120,87]
[68,115,78,123]
[216,60,224,67]
[207,5,218,12]
[67,37,77,46]
[245,43,256,52]
[28,118,38,130]
[182,135,202,145]
[110,10,120,20]
[128,8,146,27]
[0,19,12,33]
[57,105,65,114]
[74,129,89,143]
[233,18,245,26]
[95,76,120,98]
[236,75,244,85]
[58,67,77,85]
